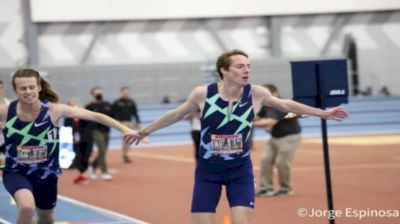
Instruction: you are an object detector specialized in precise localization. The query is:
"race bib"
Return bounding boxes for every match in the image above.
[211,134,243,155]
[17,145,48,164]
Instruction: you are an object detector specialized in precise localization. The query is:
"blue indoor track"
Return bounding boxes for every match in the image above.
[0,179,148,224]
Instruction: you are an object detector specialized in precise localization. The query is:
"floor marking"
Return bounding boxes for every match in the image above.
[134,152,194,163]
[297,150,338,155]
[0,177,148,224]
[222,214,231,224]
[9,195,15,205]
[58,195,149,224]
[134,151,400,172]
[253,163,400,172]
[0,218,12,224]
[55,222,129,224]
[303,135,400,145]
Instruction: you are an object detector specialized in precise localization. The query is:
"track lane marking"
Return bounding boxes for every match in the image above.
[133,151,400,172]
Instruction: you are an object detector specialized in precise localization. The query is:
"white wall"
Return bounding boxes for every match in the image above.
[31,0,400,22]
[1,1,399,98]
[0,0,26,67]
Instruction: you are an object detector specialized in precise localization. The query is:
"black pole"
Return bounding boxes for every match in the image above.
[321,119,335,224]
[316,64,335,224]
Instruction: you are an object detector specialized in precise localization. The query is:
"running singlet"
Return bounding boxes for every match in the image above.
[2,100,61,178]
[199,83,254,162]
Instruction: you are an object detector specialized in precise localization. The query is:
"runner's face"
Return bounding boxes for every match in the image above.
[224,55,250,86]
[14,77,41,104]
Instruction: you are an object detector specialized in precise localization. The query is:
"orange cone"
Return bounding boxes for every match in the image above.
[222,214,231,224]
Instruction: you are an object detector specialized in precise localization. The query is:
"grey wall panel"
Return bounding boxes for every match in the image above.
[0,59,296,105]
[1,2,399,97]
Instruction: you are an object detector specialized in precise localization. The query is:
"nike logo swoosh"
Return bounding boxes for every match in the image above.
[33,121,48,127]
[239,102,248,107]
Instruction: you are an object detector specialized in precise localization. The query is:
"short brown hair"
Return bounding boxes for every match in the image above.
[216,49,248,79]
[90,86,102,95]
[263,83,278,93]
[120,86,129,92]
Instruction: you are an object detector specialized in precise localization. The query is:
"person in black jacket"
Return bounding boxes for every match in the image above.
[184,109,201,163]
[86,86,113,180]
[64,99,94,185]
[254,84,302,197]
[111,86,141,163]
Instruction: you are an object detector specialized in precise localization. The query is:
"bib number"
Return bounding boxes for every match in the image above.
[17,145,48,164]
[211,134,243,155]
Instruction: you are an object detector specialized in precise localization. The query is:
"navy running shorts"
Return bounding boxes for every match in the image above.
[191,160,255,212]
[3,172,58,210]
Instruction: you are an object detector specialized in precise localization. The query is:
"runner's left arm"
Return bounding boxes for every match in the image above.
[254,85,348,121]
[135,87,203,143]
[52,103,137,140]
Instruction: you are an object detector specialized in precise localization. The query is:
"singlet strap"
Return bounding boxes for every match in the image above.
[6,100,50,123]
[242,84,251,99]
[207,83,218,97]
[6,100,18,121]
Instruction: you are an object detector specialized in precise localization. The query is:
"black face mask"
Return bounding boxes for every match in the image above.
[95,94,103,101]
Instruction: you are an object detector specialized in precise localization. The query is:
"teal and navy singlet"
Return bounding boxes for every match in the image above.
[199,83,254,164]
[2,100,61,178]
[191,83,256,212]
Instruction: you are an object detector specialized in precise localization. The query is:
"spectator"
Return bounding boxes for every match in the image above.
[112,86,142,163]
[162,95,171,104]
[184,109,201,162]
[379,86,391,96]
[63,98,94,185]
[253,84,302,197]
[85,86,113,180]
[361,86,372,96]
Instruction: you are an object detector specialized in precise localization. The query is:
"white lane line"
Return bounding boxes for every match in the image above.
[0,217,12,224]
[58,195,150,224]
